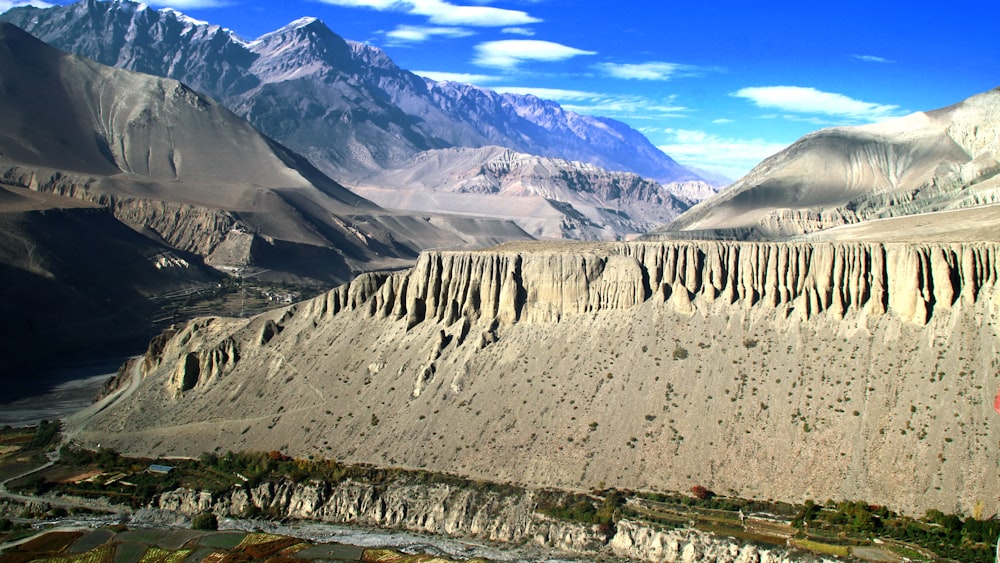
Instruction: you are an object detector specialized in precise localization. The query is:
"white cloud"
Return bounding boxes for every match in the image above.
[317,0,540,27]
[658,128,789,180]
[493,86,598,101]
[597,61,685,81]
[318,0,396,6]
[386,24,473,43]
[414,70,501,84]
[0,0,55,11]
[473,40,596,69]
[148,0,231,7]
[852,54,894,63]
[712,118,734,124]
[733,86,902,122]
[493,86,689,119]
[501,26,535,36]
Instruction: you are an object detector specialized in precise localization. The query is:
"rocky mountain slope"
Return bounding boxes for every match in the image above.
[76,238,1000,517]
[653,87,1000,240]
[1,0,703,188]
[353,146,695,239]
[0,22,528,286]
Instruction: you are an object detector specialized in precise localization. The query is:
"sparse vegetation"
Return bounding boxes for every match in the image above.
[672,345,688,360]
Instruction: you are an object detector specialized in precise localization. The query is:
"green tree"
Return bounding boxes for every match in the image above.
[28,420,60,448]
[191,511,218,530]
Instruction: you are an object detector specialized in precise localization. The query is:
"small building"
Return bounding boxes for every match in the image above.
[147,464,174,475]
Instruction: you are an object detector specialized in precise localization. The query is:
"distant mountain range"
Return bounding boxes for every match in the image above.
[1,0,706,189]
[354,146,696,239]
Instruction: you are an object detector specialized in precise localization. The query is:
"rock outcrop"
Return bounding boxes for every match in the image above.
[157,480,608,555]
[1,165,239,256]
[155,480,826,562]
[611,520,815,563]
[74,240,1000,517]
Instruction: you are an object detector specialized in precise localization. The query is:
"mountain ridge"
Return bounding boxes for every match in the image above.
[653,86,1000,240]
[0,0,706,190]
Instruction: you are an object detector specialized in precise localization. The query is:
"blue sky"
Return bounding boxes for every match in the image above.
[4,0,999,180]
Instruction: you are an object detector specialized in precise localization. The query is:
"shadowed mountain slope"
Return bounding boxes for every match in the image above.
[651,87,1000,240]
[0,184,218,377]
[0,21,532,372]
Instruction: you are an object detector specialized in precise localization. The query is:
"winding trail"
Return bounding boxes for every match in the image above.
[0,359,142,517]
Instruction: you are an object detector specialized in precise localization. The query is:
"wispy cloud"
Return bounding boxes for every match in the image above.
[493,86,689,119]
[493,86,598,101]
[712,118,734,124]
[0,0,55,10]
[473,40,596,69]
[733,86,902,122]
[502,27,535,36]
[386,24,473,43]
[413,70,501,84]
[597,61,690,81]
[852,54,894,63]
[148,0,232,7]
[658,129,789,180]
[316,0,540,27]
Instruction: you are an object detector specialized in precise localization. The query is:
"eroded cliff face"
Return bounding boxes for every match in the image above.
[313,240,999,326]
[158,480,606,554]
[611,520,811,563]
[78,240,1000,517]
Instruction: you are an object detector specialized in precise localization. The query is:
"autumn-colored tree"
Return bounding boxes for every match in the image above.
[690,485,713,500]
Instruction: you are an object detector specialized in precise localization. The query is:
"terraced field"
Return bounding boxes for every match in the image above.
[0,528,486,563]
